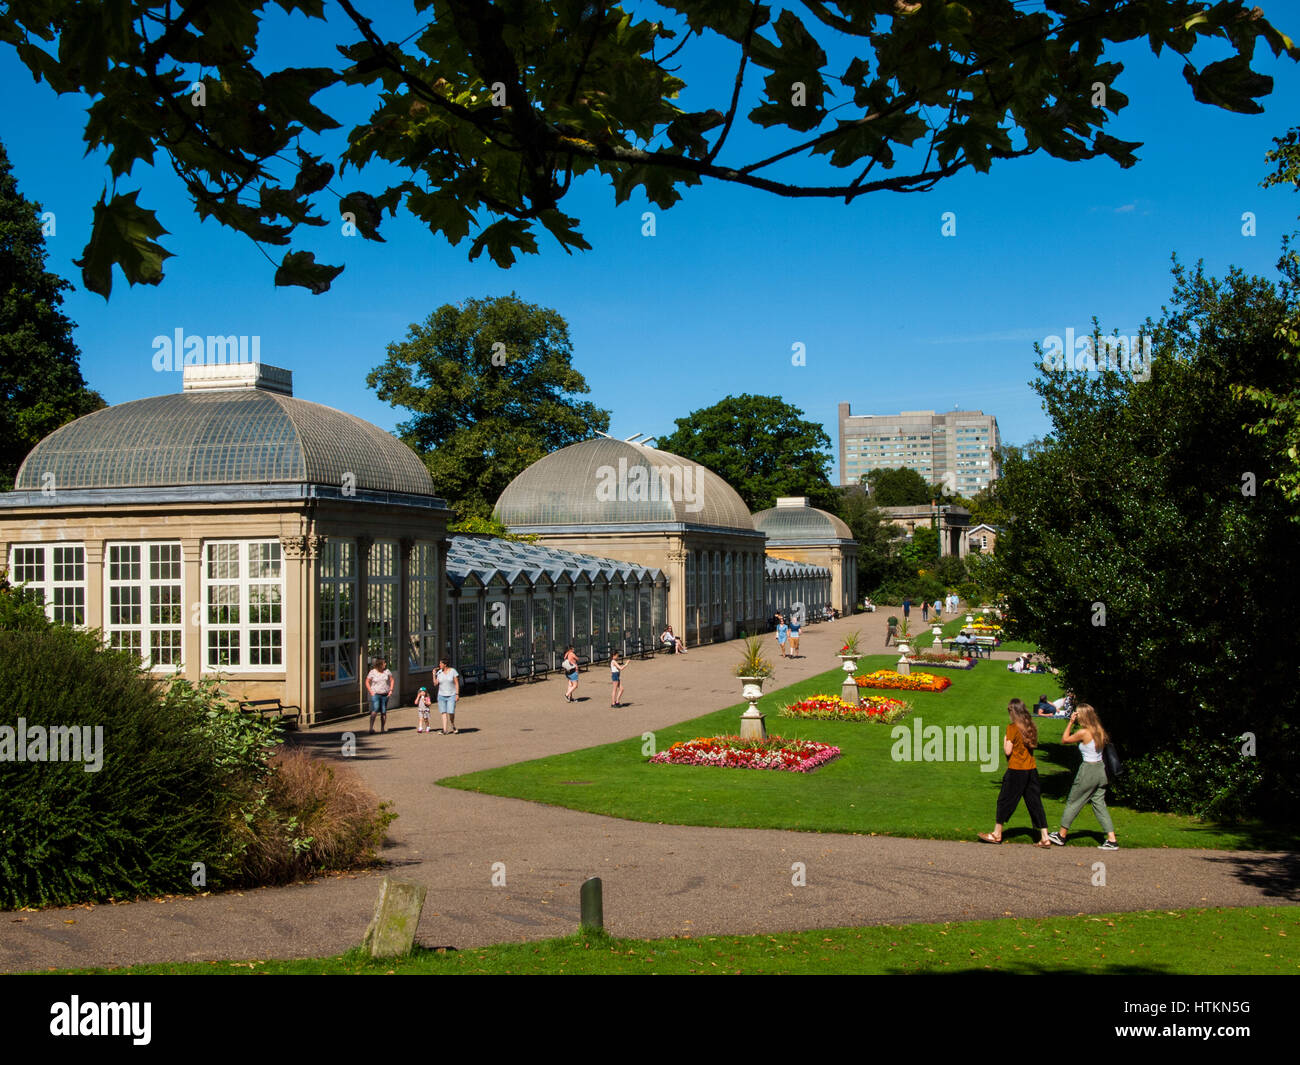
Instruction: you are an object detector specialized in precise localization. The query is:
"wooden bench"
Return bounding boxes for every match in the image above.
[626,637,655,660]
[510,655,550,682]
[239,697,301,728]
[459,666,502,693]
[574,653,591,672]
[591,643,614,664]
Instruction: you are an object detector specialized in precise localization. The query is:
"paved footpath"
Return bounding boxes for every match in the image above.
[3,611,1295,971]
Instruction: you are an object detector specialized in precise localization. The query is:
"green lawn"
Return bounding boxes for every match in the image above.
[439,656,1289,849]
[52,907,1300,974]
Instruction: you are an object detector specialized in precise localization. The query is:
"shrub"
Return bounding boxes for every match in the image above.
[236,749,395,885]
[0,626,230,908]
[1121,733,1265,823]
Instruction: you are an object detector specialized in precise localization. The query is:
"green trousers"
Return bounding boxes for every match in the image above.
[1061,760,1114,834]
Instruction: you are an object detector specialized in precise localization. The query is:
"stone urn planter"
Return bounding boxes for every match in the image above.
[738,676,767,739]
[837,654,859,705]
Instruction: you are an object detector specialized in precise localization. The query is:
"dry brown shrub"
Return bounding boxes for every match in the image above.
[236,749,396,886]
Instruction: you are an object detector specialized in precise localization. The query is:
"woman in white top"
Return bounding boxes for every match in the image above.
[610,652,628,708]
[434,658,461,734]
[365,658,393,733]
[1049,703,1118,849]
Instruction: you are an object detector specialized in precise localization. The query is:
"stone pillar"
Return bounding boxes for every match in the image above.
[278,534,311,723]
[179,536,203,684]
[82,538,106,640]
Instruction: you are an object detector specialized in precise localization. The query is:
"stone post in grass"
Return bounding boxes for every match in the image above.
[361,876,427,958]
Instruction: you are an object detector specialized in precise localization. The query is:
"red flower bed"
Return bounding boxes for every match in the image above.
[649,734,841,773]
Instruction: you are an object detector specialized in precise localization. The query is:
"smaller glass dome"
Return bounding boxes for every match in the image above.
[752,497,853,542]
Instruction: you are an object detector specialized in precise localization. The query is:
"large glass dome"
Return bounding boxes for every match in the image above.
[15,387,435,495]
[496,437,754,530]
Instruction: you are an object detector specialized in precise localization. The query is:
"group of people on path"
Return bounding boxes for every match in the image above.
[774,613,802,657]
[563,645,630,707]
[367,656,462,735]
[979,698,1118,849]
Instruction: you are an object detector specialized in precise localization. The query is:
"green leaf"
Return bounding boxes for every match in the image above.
[1182,57,1272,115]
[467,219,539,267]
[74,191,173,299]
[273,250,344,294]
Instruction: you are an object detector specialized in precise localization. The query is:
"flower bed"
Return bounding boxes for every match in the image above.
[649,735,841,773]
[856,669,953,693]
[903,655,974,670]
[781,694,912,724]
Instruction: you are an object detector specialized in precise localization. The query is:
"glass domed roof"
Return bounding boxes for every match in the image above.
[15,387,434,495]
[495,437,754,531]
[752,498,853,541]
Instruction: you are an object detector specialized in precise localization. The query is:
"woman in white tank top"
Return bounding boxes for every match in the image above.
[1049,703,1118,849]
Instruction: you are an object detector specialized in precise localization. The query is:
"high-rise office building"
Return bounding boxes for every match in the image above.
[837,405,1000,495]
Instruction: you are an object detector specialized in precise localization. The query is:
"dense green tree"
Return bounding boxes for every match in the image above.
[367,295,609,521]
[836,485,896,601]
[2,1,1293,293]
[1242,125,1300,515]
[656,394,836,513]
[863,465,933,507]
[0,140,103,489]
[990,265,1300,818]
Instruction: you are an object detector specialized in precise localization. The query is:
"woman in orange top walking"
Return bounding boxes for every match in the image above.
[978,698,1051,846]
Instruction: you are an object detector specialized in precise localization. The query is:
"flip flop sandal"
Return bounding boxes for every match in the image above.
[977,833,1003,844]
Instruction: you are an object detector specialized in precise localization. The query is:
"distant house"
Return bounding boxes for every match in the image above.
[965,523,1003,555]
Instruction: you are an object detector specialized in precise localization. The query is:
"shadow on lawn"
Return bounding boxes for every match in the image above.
[1209,850,1300,902]
[881,960,1181,975]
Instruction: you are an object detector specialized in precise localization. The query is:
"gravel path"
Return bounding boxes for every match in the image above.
[4,610,1294,972]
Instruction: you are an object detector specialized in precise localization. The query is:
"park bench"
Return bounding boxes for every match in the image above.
[573,653,591,672]
[627,637,655,659]
[239,697,300,728]
[510,655,550,682]
[459,665,502,693]
[591,643,614,663]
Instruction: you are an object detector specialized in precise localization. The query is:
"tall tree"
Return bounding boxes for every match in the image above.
[1,1,1293,293]
[367,295,609,520]
[0,140,103,490]
[863,465,933,507]
[1242,124,1300,516]
[655,394,836,513]
[836,484,897,598]
[991,268,1300,819]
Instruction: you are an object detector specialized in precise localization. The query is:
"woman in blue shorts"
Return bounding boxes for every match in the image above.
[610,652,628,708]
[775,615,789,658]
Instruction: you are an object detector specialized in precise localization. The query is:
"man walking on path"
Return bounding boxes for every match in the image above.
[885,615,899,646]
[902,597,911,622]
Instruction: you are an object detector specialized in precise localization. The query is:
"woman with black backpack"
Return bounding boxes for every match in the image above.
[1049,703,1119,850]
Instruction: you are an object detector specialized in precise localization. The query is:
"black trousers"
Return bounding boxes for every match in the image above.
[995,768,1048,829]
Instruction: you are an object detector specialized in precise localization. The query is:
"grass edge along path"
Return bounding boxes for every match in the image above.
[437,659,1289,851]
[46,906,1300,975]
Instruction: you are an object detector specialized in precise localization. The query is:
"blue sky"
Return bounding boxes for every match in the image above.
[3,3,1299,483]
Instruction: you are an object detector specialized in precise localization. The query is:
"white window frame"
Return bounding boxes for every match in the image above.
[203,540,284,672]
[105,541,183,670]
[9,543,86,626]
[319,538,357,688]
[407,541,438,673]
